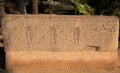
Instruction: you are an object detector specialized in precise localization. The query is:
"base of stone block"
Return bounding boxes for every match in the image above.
[7,68,120,73]
[6,51,118,71]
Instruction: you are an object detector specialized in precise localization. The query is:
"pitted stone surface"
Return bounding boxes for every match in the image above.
[1,14,119,51]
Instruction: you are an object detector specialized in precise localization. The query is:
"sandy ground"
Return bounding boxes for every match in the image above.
[0,50,119,73]
[0,50,120,73]
[4,50,120,73]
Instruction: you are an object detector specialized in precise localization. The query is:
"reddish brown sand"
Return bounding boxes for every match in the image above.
[8,54,120,73]
[6,50,120,73]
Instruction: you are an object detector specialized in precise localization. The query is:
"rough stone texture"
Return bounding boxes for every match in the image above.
[1,14,119,72]
[1,14,119,51]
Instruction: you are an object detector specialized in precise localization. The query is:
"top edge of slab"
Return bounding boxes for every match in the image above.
[2,14,119,18]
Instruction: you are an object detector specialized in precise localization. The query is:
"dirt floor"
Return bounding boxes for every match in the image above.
[0,49,120,73]
[3,50,120,73]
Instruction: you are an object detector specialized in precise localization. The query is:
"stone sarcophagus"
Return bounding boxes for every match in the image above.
[1,14,119,72]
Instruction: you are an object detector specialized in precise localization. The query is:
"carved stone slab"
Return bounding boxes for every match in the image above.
[1,15,119,72]
[1,14,119,51]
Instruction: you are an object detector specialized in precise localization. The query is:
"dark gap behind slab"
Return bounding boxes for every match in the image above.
[0,47,5,69]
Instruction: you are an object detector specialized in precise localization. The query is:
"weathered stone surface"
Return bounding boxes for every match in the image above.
[1,15,119,71]
[1,14,119,51]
